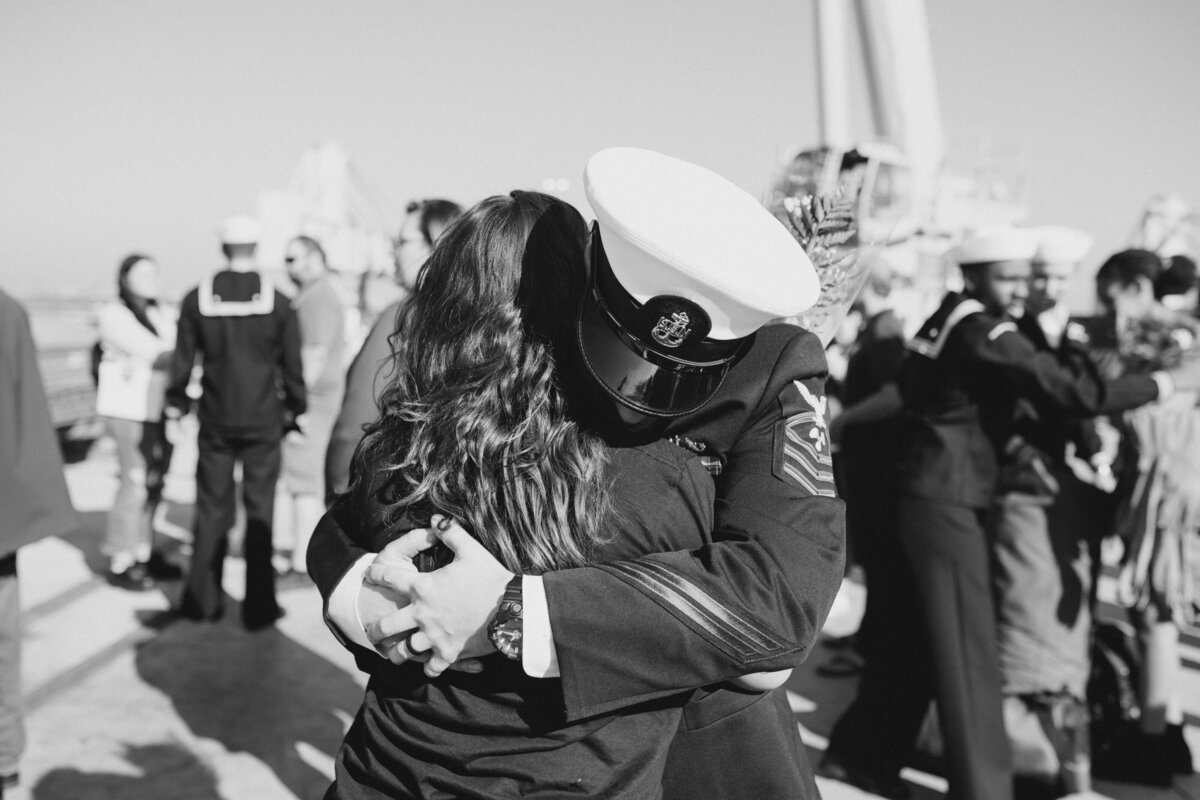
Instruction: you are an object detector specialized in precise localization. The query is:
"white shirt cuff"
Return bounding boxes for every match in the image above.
[1152,370,1176,401]
[328,554,378,653]
[521,575,560,678]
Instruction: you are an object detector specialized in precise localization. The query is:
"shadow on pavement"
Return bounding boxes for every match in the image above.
[56,510,111,577]
[134,600,364,800]
[57,504,192,581]
[32,743,219,800]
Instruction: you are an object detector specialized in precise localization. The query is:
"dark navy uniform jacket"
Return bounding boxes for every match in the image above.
[166,270,306,438]
[897,292,1161,509]
[997,312,1109,498]
[308,323,845,800]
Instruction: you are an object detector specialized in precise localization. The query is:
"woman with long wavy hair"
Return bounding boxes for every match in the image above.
[320,190,779,799]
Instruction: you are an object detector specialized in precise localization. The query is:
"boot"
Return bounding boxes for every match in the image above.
[1090,727,1172,787]
[1166,723,1194,775]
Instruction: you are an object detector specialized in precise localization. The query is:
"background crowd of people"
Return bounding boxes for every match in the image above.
[819,228,1200,799]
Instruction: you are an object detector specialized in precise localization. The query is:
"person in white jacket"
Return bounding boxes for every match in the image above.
[95,254,181,589]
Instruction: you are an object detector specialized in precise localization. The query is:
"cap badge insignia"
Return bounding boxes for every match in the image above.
[651,312,691,348]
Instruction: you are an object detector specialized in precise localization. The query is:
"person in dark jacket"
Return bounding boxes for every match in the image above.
[986,226,1113,792]
[165,216,306,630]
[0,288,79,793]
[310,148,844,800]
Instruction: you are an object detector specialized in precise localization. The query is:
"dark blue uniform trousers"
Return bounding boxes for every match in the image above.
[900,498,1012,800]
[179,430,282,628]
[826,497,1013,800]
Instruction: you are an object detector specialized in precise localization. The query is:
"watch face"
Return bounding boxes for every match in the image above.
[489,592,523,660]
[492,619,523,659]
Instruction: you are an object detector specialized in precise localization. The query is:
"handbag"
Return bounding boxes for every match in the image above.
[95,359,167,422]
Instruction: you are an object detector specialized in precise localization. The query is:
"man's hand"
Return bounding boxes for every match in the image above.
[364,516,514,678]
[357,531,426,652]
[358,527,485,675]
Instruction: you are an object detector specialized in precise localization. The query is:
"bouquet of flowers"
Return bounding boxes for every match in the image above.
[764,150,869,346]
[1113,310,1200,624]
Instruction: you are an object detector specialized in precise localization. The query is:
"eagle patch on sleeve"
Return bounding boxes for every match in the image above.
[773,380,837,497]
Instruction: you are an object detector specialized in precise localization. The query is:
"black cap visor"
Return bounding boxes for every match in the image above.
[576,279,750,418]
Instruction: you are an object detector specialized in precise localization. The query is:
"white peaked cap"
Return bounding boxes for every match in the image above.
[584,147,819,340]
[950,226,1039,266]
[1032,225,1094,265]
[217,215,261,246]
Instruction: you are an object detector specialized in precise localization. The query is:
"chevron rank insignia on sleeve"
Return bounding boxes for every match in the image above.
[772,380,836,497]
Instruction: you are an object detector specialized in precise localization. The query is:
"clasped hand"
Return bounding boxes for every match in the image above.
[362,515,515,678]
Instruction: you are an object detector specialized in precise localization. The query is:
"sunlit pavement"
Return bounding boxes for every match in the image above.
[12,432,1200,800]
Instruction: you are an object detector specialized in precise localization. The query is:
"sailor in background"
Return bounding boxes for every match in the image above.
[821,227,1200,800]
[165,216,306,630]
[988,226,1115,793]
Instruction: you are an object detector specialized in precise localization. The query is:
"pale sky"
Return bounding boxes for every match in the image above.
[3,1,1199,303]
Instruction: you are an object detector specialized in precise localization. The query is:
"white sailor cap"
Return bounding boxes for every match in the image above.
[584,147,818,340]
[1032,225,1094,265]
[217,215,261,246]
[950,226,1038,267]
[579,147,818,417]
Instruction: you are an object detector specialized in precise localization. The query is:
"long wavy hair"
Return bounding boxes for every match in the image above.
[350,191,612,574]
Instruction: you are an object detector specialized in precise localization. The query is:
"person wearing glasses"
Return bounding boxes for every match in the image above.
[273,236,346,577]
[324,199,462,501]
[310,149,844,800]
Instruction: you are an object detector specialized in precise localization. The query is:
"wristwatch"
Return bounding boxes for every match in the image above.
[487,576,523,660]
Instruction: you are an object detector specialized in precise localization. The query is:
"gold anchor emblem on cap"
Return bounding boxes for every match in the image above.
[651,311,691,348]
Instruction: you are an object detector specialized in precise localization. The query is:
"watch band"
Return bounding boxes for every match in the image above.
[487,576,523,660]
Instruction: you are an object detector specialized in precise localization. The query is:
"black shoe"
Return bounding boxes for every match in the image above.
[817,752,911,800]
[1167,723,1195,774]
[144,551,184,580]
[1091,728,1173,787]
[108,563,154,591]
[243,606,285,631]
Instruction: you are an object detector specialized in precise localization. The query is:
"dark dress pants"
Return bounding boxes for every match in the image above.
[899,497,1013,800]
[180,430,282,627]
[826,497,1013,800]
[825,494,933,779]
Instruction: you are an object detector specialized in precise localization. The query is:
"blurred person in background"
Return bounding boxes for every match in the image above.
[986,227,1113,796]
[819,259,906,679]
[0,287,78,795]
[820,229,1200,800]
[324,198,462,501]
[1155,254,1198,317]
[95,254,182,590]
[274,236,345,577]
[165,216,306,630]
[1087,249,1198,787]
